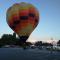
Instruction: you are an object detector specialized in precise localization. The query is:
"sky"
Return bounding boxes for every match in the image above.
[0,0,60,42]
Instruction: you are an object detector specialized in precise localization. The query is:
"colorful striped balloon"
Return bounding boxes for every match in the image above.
[6,2,39,43]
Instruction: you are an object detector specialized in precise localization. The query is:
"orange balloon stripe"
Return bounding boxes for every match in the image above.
[19,10,29,16]
[14,20,29,32]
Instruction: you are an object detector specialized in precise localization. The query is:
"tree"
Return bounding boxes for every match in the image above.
[42,42,53,46]
[57,40,60,46]
[35,41,42,46]
[0,33,17,45]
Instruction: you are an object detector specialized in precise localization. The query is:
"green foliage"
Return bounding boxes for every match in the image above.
[35,41,42,46]
[35,41,53,47]
[57,40,60,46]
[0,33,32,48]
[0,33,17,47]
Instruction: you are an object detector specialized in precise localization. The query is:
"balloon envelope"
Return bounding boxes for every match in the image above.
[6,2,39,42]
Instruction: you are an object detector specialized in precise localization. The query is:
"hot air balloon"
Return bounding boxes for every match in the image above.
[6,2,39,44]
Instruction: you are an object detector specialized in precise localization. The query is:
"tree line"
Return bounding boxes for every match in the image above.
[0,33,32,47]
[0,33,60,47]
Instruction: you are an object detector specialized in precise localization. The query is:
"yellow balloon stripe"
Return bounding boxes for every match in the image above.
[17,23,34,36]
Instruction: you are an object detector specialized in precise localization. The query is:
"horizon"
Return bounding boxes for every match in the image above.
[0,33,58,44]
[0,0,60,42]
